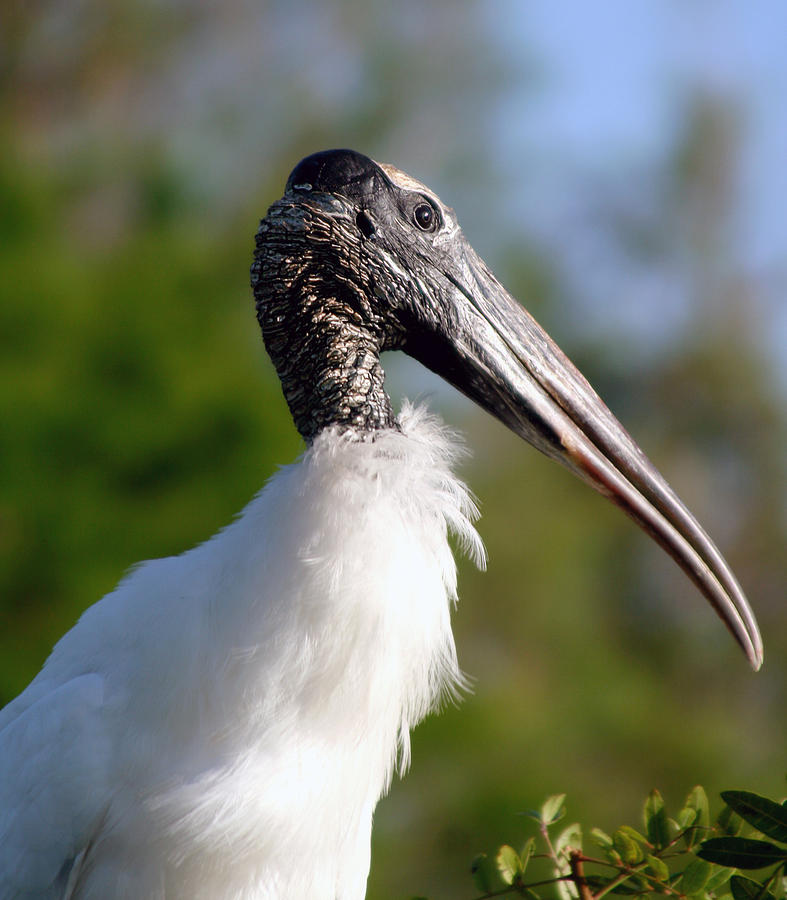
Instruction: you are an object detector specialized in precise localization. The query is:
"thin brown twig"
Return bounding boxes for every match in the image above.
[569,850,594,900]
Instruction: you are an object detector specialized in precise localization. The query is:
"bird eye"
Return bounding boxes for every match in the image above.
[413,202,437,232]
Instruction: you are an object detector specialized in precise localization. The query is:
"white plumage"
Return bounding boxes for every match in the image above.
[0,404,484,899]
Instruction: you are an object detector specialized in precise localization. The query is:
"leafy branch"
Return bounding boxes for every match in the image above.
[419,786,787,900]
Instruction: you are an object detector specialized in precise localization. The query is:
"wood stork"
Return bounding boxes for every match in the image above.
[0,148,762,899]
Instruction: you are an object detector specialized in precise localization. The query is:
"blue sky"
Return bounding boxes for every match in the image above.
[479,0,786,386]
[494,0,787,268]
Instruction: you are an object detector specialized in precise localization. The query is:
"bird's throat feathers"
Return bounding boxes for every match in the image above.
[211,402,485,763]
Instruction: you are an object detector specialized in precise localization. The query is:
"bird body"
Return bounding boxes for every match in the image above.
[1,405,482,898]
[1,148,762,897]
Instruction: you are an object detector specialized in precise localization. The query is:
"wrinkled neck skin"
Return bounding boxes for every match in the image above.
[252,199,401,442]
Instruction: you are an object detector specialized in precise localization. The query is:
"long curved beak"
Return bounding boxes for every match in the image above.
[406,234,763,670]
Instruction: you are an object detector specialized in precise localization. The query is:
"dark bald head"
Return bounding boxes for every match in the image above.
[286,149,390,207]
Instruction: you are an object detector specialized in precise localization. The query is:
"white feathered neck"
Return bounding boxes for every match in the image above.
[192,400,486,774]
[7,402,485,898]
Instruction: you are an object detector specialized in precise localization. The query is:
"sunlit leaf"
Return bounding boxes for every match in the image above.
[542,794,567,826]
[687,786,711,828]
[706,865,736,892]
[557,823,583,859]
[698,837,787,869]
[679,785,711,848]
[614,828,644,865]
[646,853,669,882]
[677,807,698,830]
[681,857,713,893]
[556,871,579,900]
[619,825,650,846]
[496,845,522,886]
[722,791,787,843]
[591,827,614,849]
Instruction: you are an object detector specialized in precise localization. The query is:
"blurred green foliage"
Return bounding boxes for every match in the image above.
[0,145,300,697]
[1,5,785,899]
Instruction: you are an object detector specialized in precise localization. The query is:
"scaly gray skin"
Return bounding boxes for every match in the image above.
[252,180,401,441]
[251,148,762,669]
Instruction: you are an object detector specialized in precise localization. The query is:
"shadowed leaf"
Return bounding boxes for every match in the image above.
[471,853,494,893]
[722,792,787,843]
[585,875,647,895]
[717,805,745,837]
[644,790,670,849]
[698,837,787,869]
[520,836,535,873]
[729,874,777,900]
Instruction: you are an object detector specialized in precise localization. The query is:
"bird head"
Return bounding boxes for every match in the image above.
[251,148,763,671]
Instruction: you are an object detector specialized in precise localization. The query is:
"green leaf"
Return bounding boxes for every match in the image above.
[557,823,583,858]
[542,794,567,826]
[644,789,670,850]
[681,858,713,894]
[687,786,711,829]
[520,836,535,873]
[730,874,777,900]
[471,853,494,893]
[705,865,736,892]
[680,785,711,848]
[614,828,644,865]
[496,845,522,886]
[619,825,650,846]
[677,807,699,831]
[646,853,669,882]
[551,825,581,900]
[591,827,614,849]
[556,872,579,900]
[718,805,745,837]
[722,792,787,843]
[698,837,787,870]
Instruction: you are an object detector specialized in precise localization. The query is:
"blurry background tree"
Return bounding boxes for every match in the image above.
[0,2,784,898]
